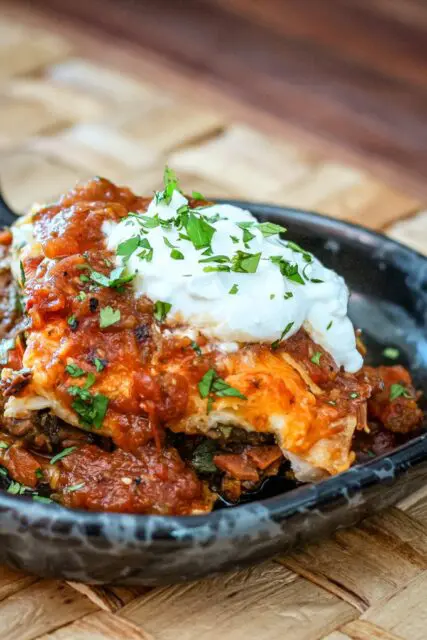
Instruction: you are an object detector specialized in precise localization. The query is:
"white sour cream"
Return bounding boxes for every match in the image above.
[104,191,363,372]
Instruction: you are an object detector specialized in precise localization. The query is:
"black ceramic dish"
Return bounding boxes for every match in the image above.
[0,201,426,586]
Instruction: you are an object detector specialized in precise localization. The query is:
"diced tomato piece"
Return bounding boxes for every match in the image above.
[213,454,259,481]
[246,445,283,470]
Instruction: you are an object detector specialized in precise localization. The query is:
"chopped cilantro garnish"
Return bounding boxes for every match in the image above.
[229,284,239,295]
[192,190,205,200]
[76,291,87,301]
[203,265,231,273]
[153,300,172,323]
[50,446,77,465]
[327,320,333,330]
[390,383,412,401]
[271,321,294,349]
[287,241,312,263]
[231,251,261,274]
[83,372,96,389]
[349,392,360,399]
[68,384,109,429]
[79,274,90,283]
[19,261,26,286]
[270,256,305,285]
[8,481,26,495]
[35,468,43,479]
[383,347,400,360]
[90,266,134,289]
[311,278,324,284]
[65,363,85,377]
[65,482,85,493]
[199,255,230,264]
[237,222,255,244]
[185,212,216,250]
[170,248,184,260]
[67,315,79,331]
[270,294,275,300]
[161,166,180,204]
[116,236,140,258]
[0,441,9,449]
[137,238,153,262]
[163,237,176,249]
[198,368,247,404]
[256,222,287,237]
[311,352,322,365]
[93,357,106,372]
[230,235,239,244]
[99,306,120,329]
[284,292,293,299]
[190,341,202,356]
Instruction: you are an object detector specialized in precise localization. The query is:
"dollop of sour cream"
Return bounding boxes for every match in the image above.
[104,191,363,372]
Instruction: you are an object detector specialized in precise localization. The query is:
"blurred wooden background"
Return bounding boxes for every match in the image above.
[8,0,427,197]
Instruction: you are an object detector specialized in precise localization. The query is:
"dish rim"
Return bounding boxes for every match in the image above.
[1,201,426,535]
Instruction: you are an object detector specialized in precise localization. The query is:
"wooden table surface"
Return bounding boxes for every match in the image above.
[0,3,426,639]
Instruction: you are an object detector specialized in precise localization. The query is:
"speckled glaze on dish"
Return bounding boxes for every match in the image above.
[0,203,425,585]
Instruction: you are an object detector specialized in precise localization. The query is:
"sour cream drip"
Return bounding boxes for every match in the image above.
[104,191,363,372]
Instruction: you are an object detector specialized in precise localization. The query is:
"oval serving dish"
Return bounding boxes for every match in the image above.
[0,202,425,586]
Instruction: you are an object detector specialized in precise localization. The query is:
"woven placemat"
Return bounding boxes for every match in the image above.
[0,8,426,640]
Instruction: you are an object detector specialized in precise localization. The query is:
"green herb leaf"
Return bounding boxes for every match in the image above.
[350,392,360,399]
[311,352,322,365]
[383,347,400,360]
[185,212,216,250]
[35,468,43,479]
[269,294,275,300]
[64,482,85,493]
[284,292,293,299]
[100,306,120,329]
[170,248,184,260]
[8,481,26,495]
[270,256,305,285]
[192,190,205,200]
[93,357,106,372]
[230,235,239,244]
[67,315,79,330]
[390,383,412,401]
[198,369,216,399]
[50,446,77,465]
[191,440,217,474]
[229,284,239,295]
[65,363,85,377]
[116,236,140,258]
[190,341,202,356]
[203,265,231,273]
[198,255,230,264]
[153,300,172,323]
[271,321,294,349]
[198,368,247,402]
[19,261,26,286]
[0,441,9,449]
[83,372,96,390]
[76,291,87,301]
[327,320,333,330]
[286,241,312,263]
[231,251,261,274]
[79,274,90,283]
[256,222,287,237]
